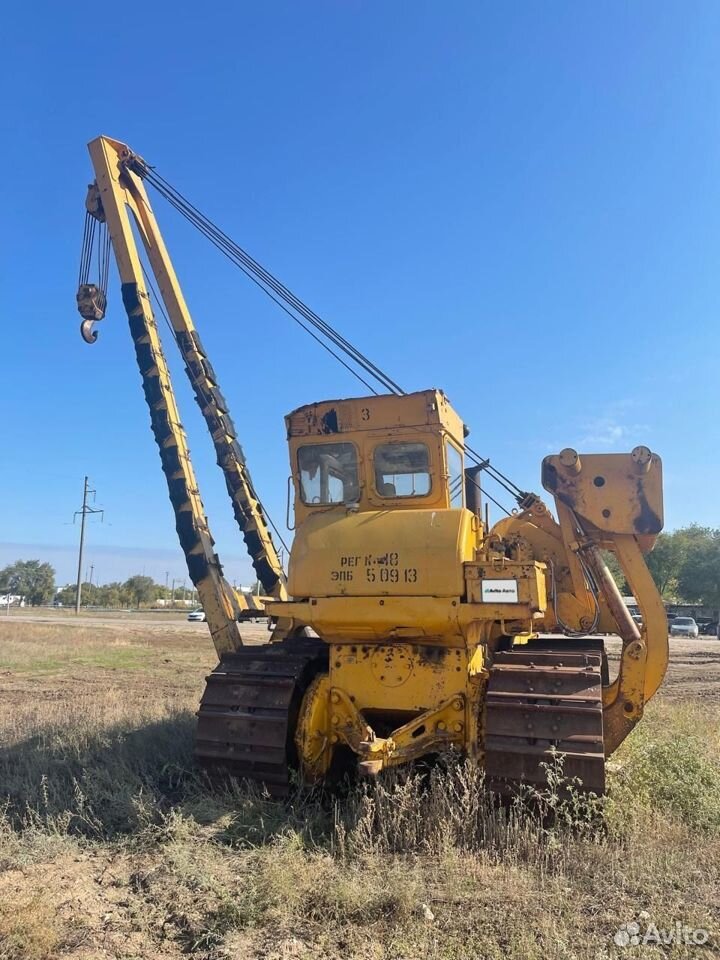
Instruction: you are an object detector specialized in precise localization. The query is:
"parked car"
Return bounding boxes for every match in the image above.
[187,609,207,622]
[669,616,699,639]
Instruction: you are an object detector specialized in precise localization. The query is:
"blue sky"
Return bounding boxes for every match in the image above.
[2,2,719,586]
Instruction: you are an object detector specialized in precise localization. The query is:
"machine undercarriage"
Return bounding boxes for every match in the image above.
[196,637,606,796]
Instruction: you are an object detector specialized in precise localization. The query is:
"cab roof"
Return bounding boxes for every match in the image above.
[285,388,466,445]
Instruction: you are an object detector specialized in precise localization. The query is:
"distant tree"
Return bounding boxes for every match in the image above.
[97,582,123,608]
[57,581,127,609]
[677,530,720,608]
[0,560,55,605]
[603,526,720,606]
[80,582,100,606]
[123,575,156,608]
[602,551,628,594]
[644,528,700,599]
[56,585,76,607]
[56,581,102,608]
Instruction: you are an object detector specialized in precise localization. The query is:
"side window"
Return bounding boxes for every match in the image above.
[297,443,359,505]
[447,442,464,508]
[374,442,431,498]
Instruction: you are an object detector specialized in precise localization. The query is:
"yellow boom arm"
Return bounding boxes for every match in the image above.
[78,135,287,654]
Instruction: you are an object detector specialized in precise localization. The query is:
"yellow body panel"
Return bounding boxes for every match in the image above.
[288,507,476,599]
[542,448,663,540]
[269,596,466,642]
[332,642,467,713]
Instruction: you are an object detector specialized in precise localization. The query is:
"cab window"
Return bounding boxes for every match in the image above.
[374,442,431,498]
[447,442,464,507]
[298,443,359,505]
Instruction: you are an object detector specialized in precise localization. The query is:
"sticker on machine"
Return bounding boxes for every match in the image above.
[481,579,519,603]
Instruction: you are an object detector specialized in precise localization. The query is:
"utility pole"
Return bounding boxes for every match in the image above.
[74,477,103,614]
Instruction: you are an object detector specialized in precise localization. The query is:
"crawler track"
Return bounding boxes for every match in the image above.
[484,641,605,794]
[195,639,327,795]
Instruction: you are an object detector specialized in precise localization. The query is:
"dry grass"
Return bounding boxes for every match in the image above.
[0,620,719,958]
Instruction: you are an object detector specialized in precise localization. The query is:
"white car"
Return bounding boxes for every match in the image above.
[669,616,699,639]
[187,609,207,622]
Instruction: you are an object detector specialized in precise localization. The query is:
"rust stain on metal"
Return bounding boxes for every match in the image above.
[634,478,662,535]
[321,409,339,434]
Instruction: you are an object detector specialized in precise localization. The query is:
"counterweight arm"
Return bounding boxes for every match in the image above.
[493,446,667,754]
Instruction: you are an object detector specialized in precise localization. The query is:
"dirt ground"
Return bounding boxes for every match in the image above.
[605,634,720,703]
[1,609,718,708]
[0,611,268,715]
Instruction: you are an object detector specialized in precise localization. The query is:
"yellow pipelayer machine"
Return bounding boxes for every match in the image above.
[77,136,668,795]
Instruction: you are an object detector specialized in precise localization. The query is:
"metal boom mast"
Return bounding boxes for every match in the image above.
[80,135,287,654]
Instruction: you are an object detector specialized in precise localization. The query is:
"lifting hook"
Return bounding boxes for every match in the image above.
[76,283,106,344]
[80,318,98,344]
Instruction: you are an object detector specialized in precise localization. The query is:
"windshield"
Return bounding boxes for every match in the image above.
[298,442,359,505]
[674,618,695,625]
[374,442,431,498]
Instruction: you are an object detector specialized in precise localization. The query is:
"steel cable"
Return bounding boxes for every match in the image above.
[142,182,380,394]
[133,158,527,508]
[141,168,403,395]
